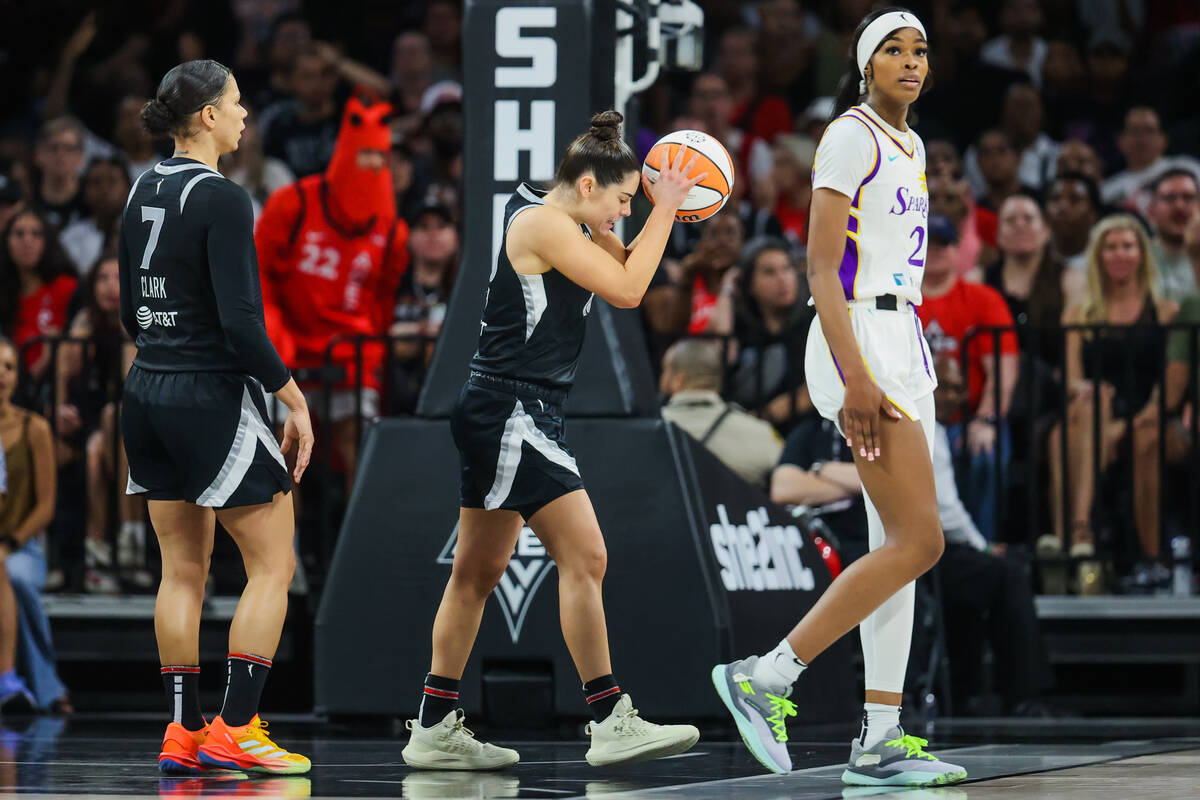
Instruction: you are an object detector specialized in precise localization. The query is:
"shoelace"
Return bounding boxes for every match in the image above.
[765,694,797,742]
[586,704,649,737]
[885,734,938,761]
[449,715,478,740]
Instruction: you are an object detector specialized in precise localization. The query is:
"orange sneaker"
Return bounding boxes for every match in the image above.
[197,715,311,775]
[158,721,209,774]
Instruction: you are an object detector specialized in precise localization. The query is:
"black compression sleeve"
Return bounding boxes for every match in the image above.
[204,182,291,392]
[117,214,139,341]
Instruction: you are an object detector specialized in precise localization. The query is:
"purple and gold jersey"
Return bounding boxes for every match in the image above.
[811,104,928,306]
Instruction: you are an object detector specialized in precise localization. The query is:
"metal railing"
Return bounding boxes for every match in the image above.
[961,321,1200,579]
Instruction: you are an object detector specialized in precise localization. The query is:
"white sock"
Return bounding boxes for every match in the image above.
[752,639,806,690]
[860,702,901,749]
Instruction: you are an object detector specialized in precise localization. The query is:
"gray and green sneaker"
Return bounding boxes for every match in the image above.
[841,727,967,787]
[710,657,796,774]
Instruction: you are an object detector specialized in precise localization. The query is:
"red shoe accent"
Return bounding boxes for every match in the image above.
[158,722,208,774]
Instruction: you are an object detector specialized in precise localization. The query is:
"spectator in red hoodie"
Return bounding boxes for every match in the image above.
[256,95,408,487]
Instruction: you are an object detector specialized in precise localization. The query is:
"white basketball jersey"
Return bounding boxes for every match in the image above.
[811,103,929,306]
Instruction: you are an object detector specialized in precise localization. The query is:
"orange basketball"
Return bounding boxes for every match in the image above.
[642,129,736,223]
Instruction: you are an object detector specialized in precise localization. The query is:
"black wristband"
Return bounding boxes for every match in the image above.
[0,535,20,551]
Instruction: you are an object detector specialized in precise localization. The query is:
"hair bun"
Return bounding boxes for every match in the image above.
[140,98,178,138]
[588,110,624,143]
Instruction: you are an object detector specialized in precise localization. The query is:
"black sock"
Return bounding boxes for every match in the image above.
[583,675,622,721]
[161,665,204,731]
[420,673,460,727]
[220,652,272,727]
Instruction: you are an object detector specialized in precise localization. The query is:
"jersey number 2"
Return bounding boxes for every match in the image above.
[138,206,165,270]
[907,226,925,267]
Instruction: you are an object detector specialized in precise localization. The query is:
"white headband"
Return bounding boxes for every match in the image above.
[856,11,928,95]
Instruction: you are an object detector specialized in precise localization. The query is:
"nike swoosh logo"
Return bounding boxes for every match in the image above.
[887,153,900,162]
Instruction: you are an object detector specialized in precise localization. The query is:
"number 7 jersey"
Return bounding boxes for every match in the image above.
[811,103,929,306]
[118,158,291,391]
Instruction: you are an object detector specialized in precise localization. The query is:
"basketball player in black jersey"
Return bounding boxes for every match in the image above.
[402,112,704,770]
[119,60,312,775]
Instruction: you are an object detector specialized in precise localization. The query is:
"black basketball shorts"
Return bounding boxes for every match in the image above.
[122,366,291,508]
[452,373,584,520]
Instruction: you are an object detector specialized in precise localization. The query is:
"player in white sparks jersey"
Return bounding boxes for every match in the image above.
[710,8,966,786]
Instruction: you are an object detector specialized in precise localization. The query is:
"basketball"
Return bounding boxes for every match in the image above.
[642,129,735,223]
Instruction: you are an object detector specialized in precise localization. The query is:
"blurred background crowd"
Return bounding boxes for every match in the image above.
[0,0,1199,714]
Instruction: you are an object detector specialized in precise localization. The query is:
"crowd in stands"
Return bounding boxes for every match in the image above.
[0,0,1199,713]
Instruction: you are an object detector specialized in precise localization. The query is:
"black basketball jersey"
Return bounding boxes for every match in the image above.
[469,184,596,389]
[118,158,290,392]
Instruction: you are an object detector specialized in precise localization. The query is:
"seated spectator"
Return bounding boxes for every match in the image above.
[1045,215,1179,593]
[388,203,457,414]
[1165,239,1200,473]
[642,212,744,348]
[1164,234,1200,570]
[260,42,342,178]
[979,0,1048,87]
[112,96,160,181]
[930,352,1054,715]
[919,215,1020,542]
[999,83,1060,192]
[984,192,1073,362]
[1046,171,1101,272]
[660,339,781,488]
[1102,107,1200,215]
[1055,139,1104,185]
[766,134,815,248]
[969,129,1037,214]
[389,32,435,142]
[0,336,70,713]
[769,414,866,556]
[59,157,130,275]
[55,256,141,592]
[731,237,813,429]
[257,96,407,489]
[30,118,85,230]
[718,27,793,168]
[242,11,313,112]
[219,105,296,219]
[928,173,990,277]
[424,0,463,83]
[0,209,78,382]
[1146,168,1200,302]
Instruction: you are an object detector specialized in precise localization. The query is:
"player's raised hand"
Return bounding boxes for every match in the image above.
[644,144,707,212]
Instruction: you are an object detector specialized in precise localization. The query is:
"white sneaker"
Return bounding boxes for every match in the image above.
[584,694,699,767]
[402,709,519,771]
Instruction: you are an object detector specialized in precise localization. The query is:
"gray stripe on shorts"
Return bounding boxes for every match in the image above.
[195,385,277,507]
[484,400,579,511]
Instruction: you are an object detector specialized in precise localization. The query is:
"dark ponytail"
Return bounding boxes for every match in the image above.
[555,110,639,188]
[142,59,231,139]
[832,7,928,118]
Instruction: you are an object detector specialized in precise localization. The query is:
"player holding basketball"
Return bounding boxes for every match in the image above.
[402,111,702,770]
[711,9,967,786]
[120,60,312,775]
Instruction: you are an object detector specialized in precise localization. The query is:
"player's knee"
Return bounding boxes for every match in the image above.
[920,528,946,570]
[561,544,607,583]
[451,557,509,600]
[162,558,209,592]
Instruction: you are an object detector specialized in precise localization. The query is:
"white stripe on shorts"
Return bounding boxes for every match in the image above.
[484,400,579,510]
[196,386,284,507]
